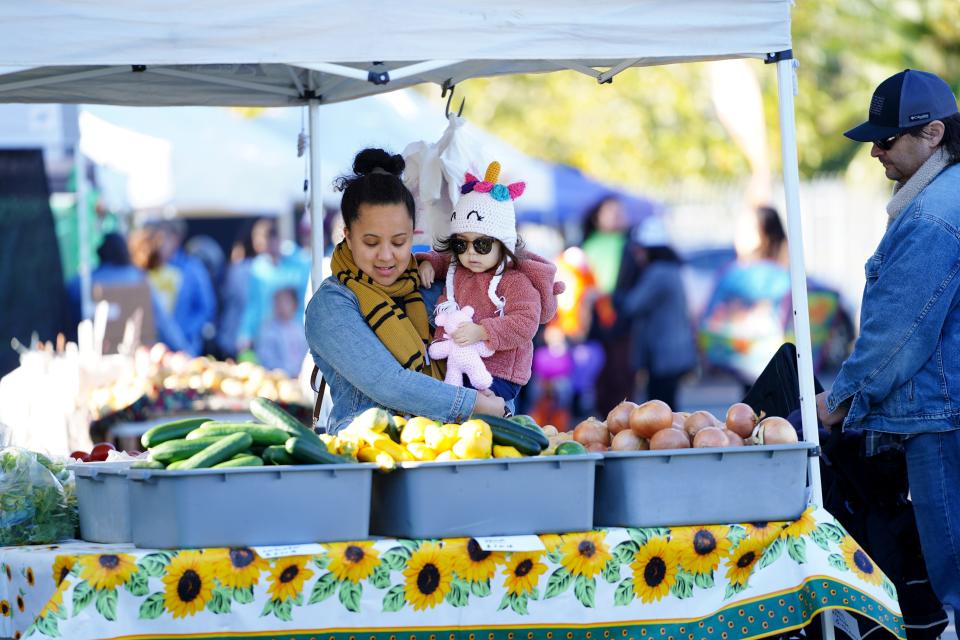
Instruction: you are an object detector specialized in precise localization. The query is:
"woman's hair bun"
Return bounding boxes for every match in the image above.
[353,148,405,177]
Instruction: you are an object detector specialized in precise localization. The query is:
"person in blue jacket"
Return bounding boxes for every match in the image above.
[161,220,216,356]
[817,69,960,617]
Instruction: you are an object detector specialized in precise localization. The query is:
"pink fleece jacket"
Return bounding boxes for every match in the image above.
[417,251,565,385]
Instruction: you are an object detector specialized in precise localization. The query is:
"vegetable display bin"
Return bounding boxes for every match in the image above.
[127,463,375,548]
[594,443,817,527]
[371,454,601,539]
[72,462,135,543]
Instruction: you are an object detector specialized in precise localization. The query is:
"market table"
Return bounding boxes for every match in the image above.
[0,506,904,640]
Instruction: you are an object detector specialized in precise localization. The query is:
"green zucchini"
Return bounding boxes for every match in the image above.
[478,414,548,454]
[262,445,296,466]
[178,433,253,470]
[285,436,349,465]
[249,397,316,439]
[131,459,165,469]
[140,417,210,448]
[148,436,223,463]
[212,454,264,468]
[186,423,289,446]
[510,414,541,429]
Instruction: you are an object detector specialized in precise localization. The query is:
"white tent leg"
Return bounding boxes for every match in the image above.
[76,147,92,321]
[308,99,324,292]
[776,56,834,640]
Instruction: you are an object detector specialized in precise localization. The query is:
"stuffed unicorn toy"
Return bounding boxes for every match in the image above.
[428,305,494,391]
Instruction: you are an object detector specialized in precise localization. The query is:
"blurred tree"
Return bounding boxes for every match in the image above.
[453,0,960,187]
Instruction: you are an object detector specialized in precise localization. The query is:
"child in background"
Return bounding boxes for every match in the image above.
[418,161,564,402]
[256,287,308,377]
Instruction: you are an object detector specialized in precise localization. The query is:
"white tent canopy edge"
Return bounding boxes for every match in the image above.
[0,9,832,635]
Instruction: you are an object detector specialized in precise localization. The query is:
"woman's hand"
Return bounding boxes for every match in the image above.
[474,390,506,417]
[452,322,487,346]
[816,390,849,427]
[418,261,435,287]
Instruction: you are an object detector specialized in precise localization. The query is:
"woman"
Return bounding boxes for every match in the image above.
[615,217,697,408]
[305,149,506,433]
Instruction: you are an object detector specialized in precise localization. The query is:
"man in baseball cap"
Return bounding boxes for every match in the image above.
[818,69,960,622]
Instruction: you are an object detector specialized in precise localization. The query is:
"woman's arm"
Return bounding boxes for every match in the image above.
[305,280,478,423]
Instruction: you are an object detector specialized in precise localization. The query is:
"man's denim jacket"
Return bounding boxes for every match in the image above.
[305,277,477,434]
[828,163,960,434]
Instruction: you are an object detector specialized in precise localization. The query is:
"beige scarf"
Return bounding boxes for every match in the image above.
[887,148,951,223]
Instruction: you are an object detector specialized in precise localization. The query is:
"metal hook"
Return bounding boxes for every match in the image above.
[442,81,465,118]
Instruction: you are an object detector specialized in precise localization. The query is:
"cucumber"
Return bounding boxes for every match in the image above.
[262,445,296,465]
[212,454,264,469]
[148,436,223,463]
[178,433,253,470]
[555,441,588,456]
[285,436,349,465]
[131,459,165,469]
[166,459,190,470]
[186,423,289,446]
[250,397,316,439]
[141,417,210,448]
[478,414,547,455]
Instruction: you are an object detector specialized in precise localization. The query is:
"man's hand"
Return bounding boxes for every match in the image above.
[452,322,488,346]
[816,390,849,427]
[418,261,435,288]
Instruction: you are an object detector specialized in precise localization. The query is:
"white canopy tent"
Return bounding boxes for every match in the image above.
[0,6,831,634]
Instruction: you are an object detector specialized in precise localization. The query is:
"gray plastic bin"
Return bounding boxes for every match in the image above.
[371,454,601,539]
[594,443,816,527]
[127,463,375,548]
[71,462,135,543]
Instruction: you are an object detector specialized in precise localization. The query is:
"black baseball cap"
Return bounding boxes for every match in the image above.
[844,69,958,142]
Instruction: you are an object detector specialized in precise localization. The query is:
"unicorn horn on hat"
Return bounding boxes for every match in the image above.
[461,161,526,201]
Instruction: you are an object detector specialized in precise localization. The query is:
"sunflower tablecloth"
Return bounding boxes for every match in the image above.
[0,506,904,640]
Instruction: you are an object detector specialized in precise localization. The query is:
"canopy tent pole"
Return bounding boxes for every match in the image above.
[308,98,324,292]
[75,145,93,321]
[774,52,834,640]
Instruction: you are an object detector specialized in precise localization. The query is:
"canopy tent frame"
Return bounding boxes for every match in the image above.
[0,4,833,635]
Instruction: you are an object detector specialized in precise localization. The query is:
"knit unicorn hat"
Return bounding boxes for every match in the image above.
[442,161,525,316]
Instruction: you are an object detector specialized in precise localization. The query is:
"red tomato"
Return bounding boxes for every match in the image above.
[89,443,115,462]
[69,451,91,462]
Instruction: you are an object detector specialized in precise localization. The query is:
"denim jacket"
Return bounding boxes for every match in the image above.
[828,163,960,434]
[305,276,477,434]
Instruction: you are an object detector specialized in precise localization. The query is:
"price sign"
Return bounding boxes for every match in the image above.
[251,543,326,559]
[474,535,546,552]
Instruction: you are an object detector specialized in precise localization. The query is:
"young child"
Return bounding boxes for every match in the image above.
[417,161,564,401]
[255,287,308,377]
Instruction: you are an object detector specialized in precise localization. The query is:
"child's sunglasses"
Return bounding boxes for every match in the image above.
[451,237,495,255]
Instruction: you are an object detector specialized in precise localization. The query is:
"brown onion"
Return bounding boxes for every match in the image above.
[606,401,638,436]
[757,417,799,445]
[693,426,729,448]
[611,430,644,451]
[671,412,688,429]
[573,417,609,448]
[629,400,673,439]
[649,428,691,450]
[586,442,609,453]
[683,410,719,438]
[725,402,759,438]
[722,430,745,446]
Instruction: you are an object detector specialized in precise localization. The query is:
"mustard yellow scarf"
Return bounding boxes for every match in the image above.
[331,241,443,380]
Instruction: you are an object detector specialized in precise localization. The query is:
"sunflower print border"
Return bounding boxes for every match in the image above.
[1,506,903,640]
